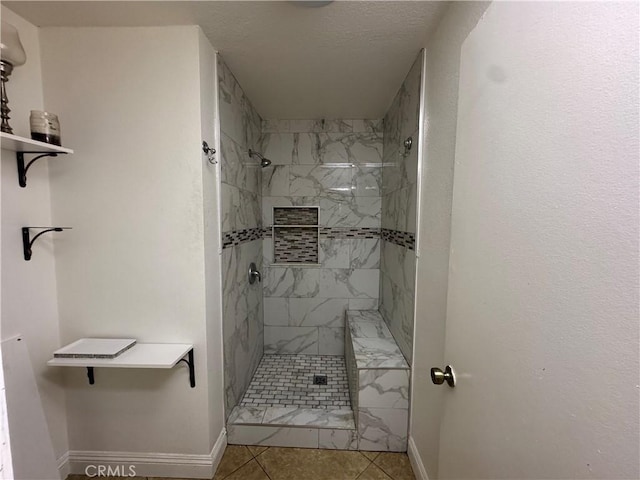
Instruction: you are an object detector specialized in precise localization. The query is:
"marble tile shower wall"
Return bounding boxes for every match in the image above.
[261,119,383,356]
[218,56,264,418]
[379,53,423,364]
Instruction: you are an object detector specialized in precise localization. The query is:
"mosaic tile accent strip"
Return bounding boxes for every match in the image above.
[274,207,319,226]
[274,227,319,264]
[222,226,264,248]
[264,227,380,240]
[240,354,351,409]
[381,228,415,250]
[320,227,381,239]
[222,226,413,250]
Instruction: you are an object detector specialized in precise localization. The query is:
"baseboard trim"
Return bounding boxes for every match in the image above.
[211,427,228,475]
[60,429,227,479]
[57,451,70,479]
[407,435,429,480]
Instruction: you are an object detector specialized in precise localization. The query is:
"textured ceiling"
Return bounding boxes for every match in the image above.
[4,1,449,119]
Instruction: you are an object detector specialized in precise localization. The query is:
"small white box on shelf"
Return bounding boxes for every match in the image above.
[53,338,136,359]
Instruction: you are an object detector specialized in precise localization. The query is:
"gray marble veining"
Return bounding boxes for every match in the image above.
[320,239,351,268]
[263,297,289,326]
[378,52,423,371]
[346,310,410,369]
[218,57,245,148]
[258,119,381,362]
[264,267,378,299]
[381,184,416,233]
[322,195,381,228]
[381,240,416,293]
[351,338,409,369]
[357,407,408,452]
[262,407,355,429]
[353,165,383,197]
[319,327,345,355]
[262,165,290,196]
[290,165,353,197]
[221,132,261,195]
[219,55,264,419]
[262,118,383,134]
[288,298,348,327]
[318,132,383,165]
[348,298,379,310]
[228,406,267,425]
[227,425,319,448]
[379,270,414,363]
[358,369,410,409]
[264,326,318,354]
[345,310,411,452]
[319,429,358,450]
[260,131,382,166]
[349,318,393,340]
[346,309,384,324]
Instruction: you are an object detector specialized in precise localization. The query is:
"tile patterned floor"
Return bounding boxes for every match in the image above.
[240,354,351,409]
[65,445,416,480]
[213,445,416,480]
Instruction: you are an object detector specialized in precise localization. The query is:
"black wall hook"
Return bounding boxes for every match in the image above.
[22,226,71,261]
[202,141,216,164]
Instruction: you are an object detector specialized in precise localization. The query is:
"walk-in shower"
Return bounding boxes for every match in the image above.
[218,49,422,451]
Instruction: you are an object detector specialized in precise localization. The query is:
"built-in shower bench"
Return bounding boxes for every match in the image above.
[345,310,411,452]
[227,311,411,452]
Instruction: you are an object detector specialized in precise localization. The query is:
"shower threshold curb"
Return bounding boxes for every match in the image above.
[228,405,355,430]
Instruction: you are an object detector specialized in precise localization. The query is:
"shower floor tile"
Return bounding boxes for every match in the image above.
[240,354,351,409]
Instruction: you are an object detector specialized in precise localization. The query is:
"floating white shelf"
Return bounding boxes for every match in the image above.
[48,343,195,387]
[1,132,74,188]
[0,132,73,154]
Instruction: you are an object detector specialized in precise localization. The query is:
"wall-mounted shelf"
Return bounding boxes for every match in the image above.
[0,132,74,187]
[47,343,195,388]
[1,132,74,154]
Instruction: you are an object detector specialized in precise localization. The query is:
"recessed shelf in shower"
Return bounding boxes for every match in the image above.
[272,206,319,264]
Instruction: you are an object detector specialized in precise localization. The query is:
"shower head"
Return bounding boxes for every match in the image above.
[248,149,272,168]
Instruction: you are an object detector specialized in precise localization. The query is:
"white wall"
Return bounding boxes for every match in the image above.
[410,2,489,476]
[0,6,69,464]
[39,26,217,466]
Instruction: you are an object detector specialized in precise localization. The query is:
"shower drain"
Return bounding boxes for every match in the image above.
[313,375,328,385]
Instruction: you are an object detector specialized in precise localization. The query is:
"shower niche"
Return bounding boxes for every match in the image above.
[272,206,319,265]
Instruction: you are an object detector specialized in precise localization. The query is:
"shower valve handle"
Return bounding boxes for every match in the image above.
[248,262,262,284]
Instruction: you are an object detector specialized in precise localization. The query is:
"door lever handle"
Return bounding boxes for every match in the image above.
[430,365,456,387]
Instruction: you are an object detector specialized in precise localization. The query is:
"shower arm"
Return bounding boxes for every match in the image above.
[248,149,264,160]
[248,149,272,167]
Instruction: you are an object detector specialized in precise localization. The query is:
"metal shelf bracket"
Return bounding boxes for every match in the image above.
[84,348,195,388]
[17,151,67,188]
[178,349,196,388]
